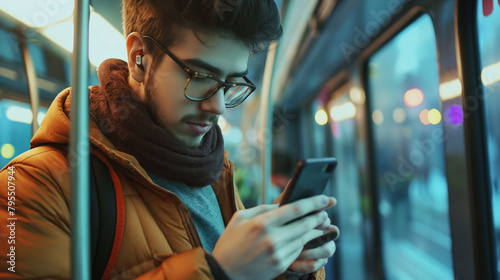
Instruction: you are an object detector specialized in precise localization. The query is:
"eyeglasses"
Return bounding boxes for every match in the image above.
[143,35,256,108]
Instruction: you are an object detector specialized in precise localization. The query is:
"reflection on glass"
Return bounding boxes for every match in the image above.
[327,91,366,280]
[477,1,500,277]
[367,14,454,280]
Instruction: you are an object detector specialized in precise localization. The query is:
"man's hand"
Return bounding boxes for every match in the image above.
[274,185,339,275]
[289,220,339,274]
[212,195,336,280]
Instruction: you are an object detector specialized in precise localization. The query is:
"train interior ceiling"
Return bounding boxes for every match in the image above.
[1,0,499,279]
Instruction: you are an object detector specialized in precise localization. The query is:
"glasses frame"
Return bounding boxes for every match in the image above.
[143,35,256,108]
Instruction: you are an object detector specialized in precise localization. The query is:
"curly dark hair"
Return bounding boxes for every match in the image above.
[122,0,283,67]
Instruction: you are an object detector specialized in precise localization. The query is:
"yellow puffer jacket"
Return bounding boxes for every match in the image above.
[0,88,325,280]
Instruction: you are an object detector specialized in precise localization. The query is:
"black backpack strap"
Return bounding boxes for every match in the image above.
[90,153,117,280]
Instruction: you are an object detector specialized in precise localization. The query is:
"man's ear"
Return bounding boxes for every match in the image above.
[126,32,148,83]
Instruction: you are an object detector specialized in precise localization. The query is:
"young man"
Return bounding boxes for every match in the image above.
[0,0,338,279]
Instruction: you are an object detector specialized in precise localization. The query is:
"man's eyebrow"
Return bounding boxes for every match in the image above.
[184,58,248,77]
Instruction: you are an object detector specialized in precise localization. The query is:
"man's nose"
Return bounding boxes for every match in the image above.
[199,88,226,116]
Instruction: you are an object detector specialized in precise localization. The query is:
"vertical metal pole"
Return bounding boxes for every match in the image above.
[259,42,278,204]
[19,38,40,135]
[70,0,90,279]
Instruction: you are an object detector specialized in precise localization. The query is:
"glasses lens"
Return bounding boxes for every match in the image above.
[185,75,220,100]
[185,75,254,107]
[225,85,253,107]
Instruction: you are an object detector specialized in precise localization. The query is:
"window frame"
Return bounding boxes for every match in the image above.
[457,0,498,279]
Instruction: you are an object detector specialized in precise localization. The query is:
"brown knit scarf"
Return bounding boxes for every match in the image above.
[89,59,224,187]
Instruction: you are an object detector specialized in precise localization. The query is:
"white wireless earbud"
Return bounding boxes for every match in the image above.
[136,55,144,70]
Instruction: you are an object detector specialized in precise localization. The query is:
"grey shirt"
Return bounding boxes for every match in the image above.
[148,173,226,253]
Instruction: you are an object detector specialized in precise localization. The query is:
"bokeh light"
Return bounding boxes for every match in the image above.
[315,109,328,125]
[428,109,442,125]
[372,110,384,125]
[404,88,424,107]
[481,61,500,86]
[330,102,356,122]
[6,106,32,124]
[350,87,366,105]
[393,108,407,123]
[1,144,15,159]
[419,109,430,125]
[446,105,464,125]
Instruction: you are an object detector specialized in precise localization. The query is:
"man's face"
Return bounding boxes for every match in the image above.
[143,31,250,147]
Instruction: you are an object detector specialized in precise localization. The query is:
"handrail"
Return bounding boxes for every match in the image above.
[18,37,39,136]
[70,0,91,279]
[259,42,278,204]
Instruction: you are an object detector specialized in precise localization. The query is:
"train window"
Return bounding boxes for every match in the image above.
[327,86,366,280]
[0,29,22,64]
[27,42,48,77]
[367,14,454,279]
[477,0,500,277]
[0,99,48,168]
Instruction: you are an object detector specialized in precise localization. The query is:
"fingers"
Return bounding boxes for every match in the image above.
[276,222,331,252]
[297,241,336,260]
[329,197,337,207]
[315,217,331,230]
[315,218,340,233]
[289,258,328,274]
[288,241,336,274]
[263,195,336,225]
[229,204,278,226]
[284,211,329,238]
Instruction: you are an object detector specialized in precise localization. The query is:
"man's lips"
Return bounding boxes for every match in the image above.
[186,122,213,134]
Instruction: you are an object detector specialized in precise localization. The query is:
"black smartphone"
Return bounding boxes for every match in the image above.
[279,157,337,205]
[279,157,339,248]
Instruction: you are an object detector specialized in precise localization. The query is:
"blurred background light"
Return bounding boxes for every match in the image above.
[0,1,74,28]
[427,108,442,125]
[446,105,464,125]
[349,87,365,105]
[372,110,384,125]
[481,61,500,86]
[1,144,15,159]
[439,79,462,101]
[330,102,356,122]
[88,11,127,66]
[419,109,430,125]
[6,106,32,124]
[393,107,407,123]
[6,106,45,125]
[0,2,127,67]
[404,88,424,107]
[315,109,328,125]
